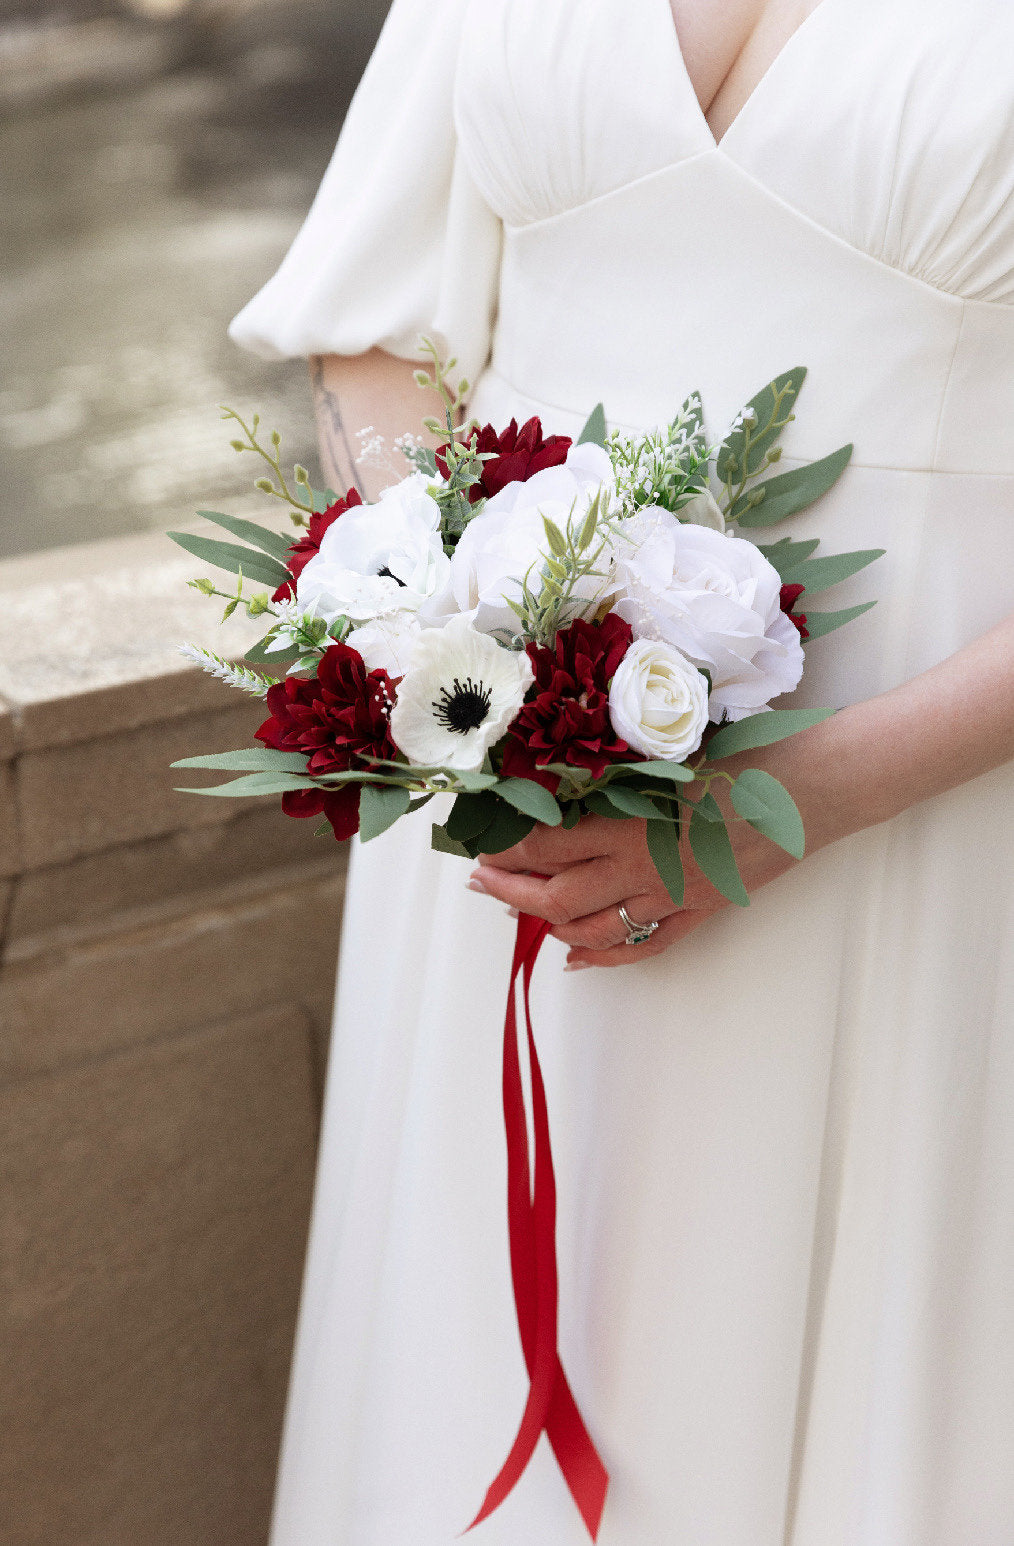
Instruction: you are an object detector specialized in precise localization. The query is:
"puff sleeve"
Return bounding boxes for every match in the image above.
[228,0,502,388]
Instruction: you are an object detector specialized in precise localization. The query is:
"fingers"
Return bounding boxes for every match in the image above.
[478,814,620,874]
[470,856,625,926]
[563,905,718,969]
[549,895,672,951]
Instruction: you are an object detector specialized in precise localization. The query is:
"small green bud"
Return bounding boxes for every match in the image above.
[255,477,274,493]
[252,413,260,429]
[247,592,270,617]
[230,439,245,452]
[271,429,281,446]
[422,416,444,435]
[294,464,309,484]
[541,516,567,558]
[222,599,238,620]
[413,370,431,387]
[188,576,216,596]
[766,446,782,464]
[457,377,470,396]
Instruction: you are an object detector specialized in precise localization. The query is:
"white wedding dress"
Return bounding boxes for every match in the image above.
[230,1,1014,1541]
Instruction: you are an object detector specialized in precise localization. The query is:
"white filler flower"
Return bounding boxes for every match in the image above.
[297,474,450,625]
[390,614,534,771]
[441,442,617,636]
[613,510,804,721]
[608,638,710,760]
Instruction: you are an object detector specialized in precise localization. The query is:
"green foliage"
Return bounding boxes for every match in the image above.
[167,530,291,590]
[358,783,412,842]
[172,748,308,773]
[577,403,607,448]
[243,633,296,667]
[730,769,805,859]
[755,537,821,577]
[582,790,629,820]
[175,770,317,798]
[609,394,710,517]
[799,600,877,639]
[689,800,749,906]
[194,510,292,561]
[495,777,562,826]
[431,822,473,858]
[603,759,696,785]
[446,790,500,843]
[599,785,668,819]
[474,800,536,853]
[779,547,884,595]
[646,813,685,907]
[716,368,806,496]
[731,443,853,526]
[705,707,836,760]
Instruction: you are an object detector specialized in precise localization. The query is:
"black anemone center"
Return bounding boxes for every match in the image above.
[433,676,493,735]
[377,565,406,586]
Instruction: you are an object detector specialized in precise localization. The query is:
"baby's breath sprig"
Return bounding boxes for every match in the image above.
[222,406,312,527]
[609,396,712,518]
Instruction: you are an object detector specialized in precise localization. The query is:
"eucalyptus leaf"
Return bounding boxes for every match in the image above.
[446,790,500,843]
[730,769,805,859]
[172,748,309,773]
[602,786,668,820]
[495,777,563,826]
[606,759,696,785]
[716,367,807,486]
[577,402,608,448]
[689,806,749,906]
[780,547,884,595]
[167,531,291,590]
[358,782,412,842]
[754,537,821,577]
[560,801,582,830]
[731,443,853,527]
[706,707,835,760]
[308,487,334,513]
[583,790,629,820]
[646,815,684,907]
[195,510,292,562]
[475,801,536,854]
[431,822,473,858]
[407,793,435,813]
[175,771,318,797]
[800,600,877,639]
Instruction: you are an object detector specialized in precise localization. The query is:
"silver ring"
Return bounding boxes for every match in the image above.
[618,904,659,947]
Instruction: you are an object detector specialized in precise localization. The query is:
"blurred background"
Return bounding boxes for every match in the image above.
[1,0,391,559]
[0,5,394,1544]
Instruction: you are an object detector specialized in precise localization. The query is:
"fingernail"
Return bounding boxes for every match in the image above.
[467,878,487,894]
[564,961,591,972]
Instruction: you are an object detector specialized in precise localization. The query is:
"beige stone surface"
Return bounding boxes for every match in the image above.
[6,804,347,959]
[17,697,283,870]
[0,700,15,760]
[1,870,342,1084]
[0,1004,317,1546]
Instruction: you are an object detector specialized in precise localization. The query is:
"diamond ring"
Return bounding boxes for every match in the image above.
[618,904,660,946]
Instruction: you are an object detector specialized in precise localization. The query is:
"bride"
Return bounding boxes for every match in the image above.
[230,0,1014,1541]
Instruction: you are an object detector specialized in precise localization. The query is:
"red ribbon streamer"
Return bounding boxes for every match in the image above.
[466,911,609,1538]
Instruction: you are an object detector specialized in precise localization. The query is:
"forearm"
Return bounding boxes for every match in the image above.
[309,348,443,502]
[752,611,1014,851]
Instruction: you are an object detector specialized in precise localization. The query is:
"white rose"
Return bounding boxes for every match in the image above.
[441,442,617,636]
[296,473,450,625]
[608,638,710,760]
[612,509,804,721]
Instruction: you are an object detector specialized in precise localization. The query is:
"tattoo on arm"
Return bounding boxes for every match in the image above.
[310,355,366,498]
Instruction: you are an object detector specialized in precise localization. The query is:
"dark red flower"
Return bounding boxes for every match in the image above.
[272,488,364,601]
[779,583,810,640]
[255,643,397,838]
[500,614,638,792]
[437,417,572,504]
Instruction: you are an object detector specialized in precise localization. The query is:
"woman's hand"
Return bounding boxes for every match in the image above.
[470,606,1014,969]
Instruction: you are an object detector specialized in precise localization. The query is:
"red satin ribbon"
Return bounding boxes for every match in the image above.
[466,910,609,1539]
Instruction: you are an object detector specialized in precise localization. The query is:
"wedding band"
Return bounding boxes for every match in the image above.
[618,904,660,947]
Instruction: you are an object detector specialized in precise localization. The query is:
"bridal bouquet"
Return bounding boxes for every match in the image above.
[170,343,880,1538]
[171,342,881,914]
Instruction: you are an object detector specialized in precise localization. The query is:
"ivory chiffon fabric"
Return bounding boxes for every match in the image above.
[230,2,1014,1541]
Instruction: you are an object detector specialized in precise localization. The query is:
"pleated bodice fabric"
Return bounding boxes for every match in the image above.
[230,3,1014,1542]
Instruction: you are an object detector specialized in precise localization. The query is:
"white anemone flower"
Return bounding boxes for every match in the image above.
[390,615,534,771]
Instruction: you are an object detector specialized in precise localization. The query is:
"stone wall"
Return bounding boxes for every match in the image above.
[0,531,345,1545]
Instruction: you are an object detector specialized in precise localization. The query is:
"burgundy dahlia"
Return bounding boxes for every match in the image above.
[255,643,397,839]
[779,582,810,640]
[437,416,572,504]
[500,614,638,792]
[272,487,364,601]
